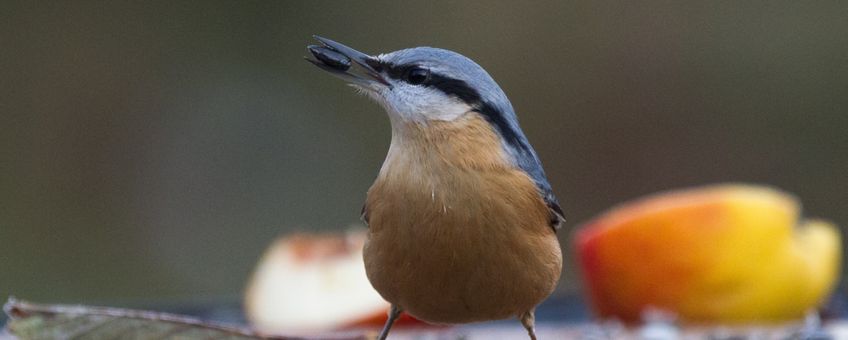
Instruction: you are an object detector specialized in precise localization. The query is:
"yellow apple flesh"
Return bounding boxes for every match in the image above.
[575,185,841,323]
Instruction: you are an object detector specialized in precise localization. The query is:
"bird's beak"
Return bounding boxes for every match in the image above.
[306,36,390,89]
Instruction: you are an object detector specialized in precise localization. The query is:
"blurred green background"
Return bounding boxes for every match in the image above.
[1,1,846,305]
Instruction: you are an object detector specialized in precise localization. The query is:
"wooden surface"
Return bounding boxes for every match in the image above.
[4,294,847,339]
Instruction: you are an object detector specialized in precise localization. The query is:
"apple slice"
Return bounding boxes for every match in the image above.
[575,184,841,323]
[244,230,421,334]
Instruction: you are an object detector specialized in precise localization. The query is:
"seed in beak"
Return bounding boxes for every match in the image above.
[308,45,351,71]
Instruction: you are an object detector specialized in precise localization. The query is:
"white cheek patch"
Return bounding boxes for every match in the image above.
[379,84,472,122]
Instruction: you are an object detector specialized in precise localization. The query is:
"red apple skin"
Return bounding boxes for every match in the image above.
[574,185,841,323]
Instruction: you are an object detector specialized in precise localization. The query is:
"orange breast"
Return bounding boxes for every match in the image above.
[362,114,562,324]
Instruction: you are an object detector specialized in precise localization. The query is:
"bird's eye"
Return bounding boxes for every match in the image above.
[404,67,430,85]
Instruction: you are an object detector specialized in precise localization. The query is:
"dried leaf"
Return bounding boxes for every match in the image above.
[3,298,367,340]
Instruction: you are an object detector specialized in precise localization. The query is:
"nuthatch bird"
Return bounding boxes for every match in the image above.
[306,36,563,340]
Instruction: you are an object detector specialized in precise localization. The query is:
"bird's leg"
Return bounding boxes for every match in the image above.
[519,309,537,340]
[376,304,402,340]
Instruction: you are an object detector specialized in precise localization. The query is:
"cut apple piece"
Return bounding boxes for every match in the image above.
[575,184,841,323]
[244,230,422,334]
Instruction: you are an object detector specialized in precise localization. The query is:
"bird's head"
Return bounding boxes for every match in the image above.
[306,36,514,126]
[306,36,564,227]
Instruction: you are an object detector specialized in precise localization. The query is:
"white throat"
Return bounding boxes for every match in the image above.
[357,83,473,124]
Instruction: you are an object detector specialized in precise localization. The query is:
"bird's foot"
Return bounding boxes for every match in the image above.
[520,309,537,340]
[376,304,402,340]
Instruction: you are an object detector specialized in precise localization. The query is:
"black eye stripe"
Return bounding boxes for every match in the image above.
[381,62,406,79]
[426,75,480,104]
[380,62,480,102]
